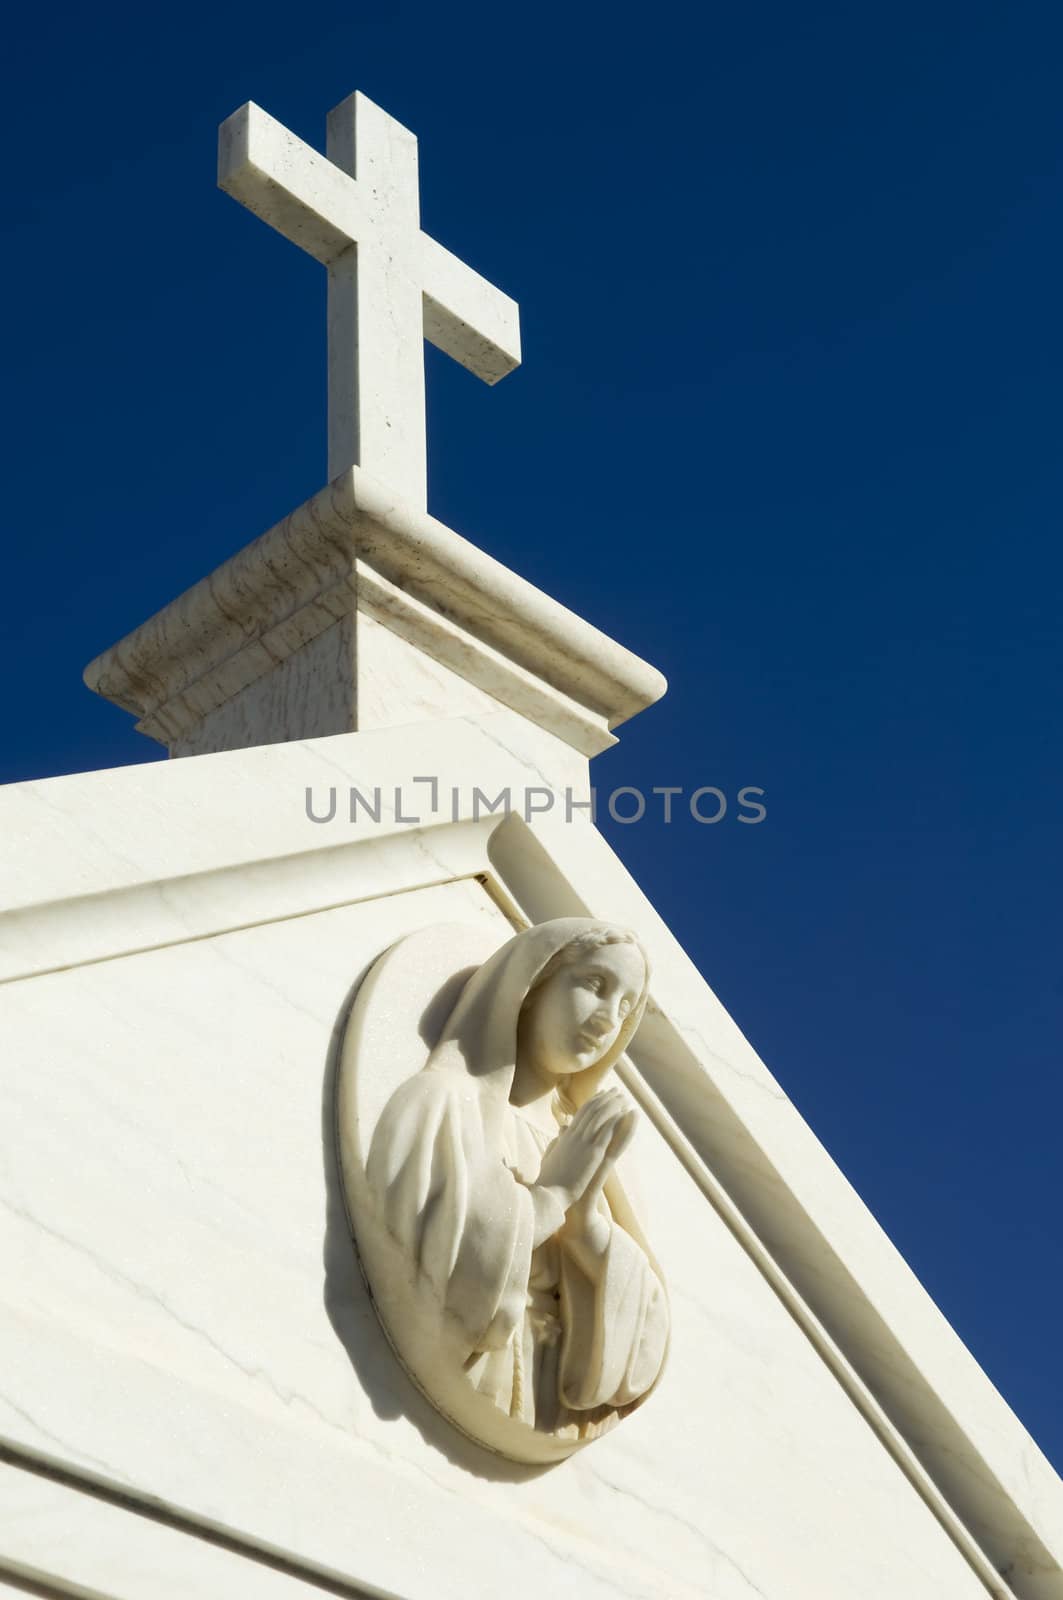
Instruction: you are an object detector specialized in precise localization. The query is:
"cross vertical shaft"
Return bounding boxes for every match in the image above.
[326,94,427,503]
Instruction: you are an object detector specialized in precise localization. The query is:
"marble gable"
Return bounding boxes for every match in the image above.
[0,715,1060,1598]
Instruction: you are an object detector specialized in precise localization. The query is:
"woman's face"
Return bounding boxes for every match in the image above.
[521,942,646,1080]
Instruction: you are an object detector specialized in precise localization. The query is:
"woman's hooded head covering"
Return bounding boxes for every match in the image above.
[426,918,650,1132]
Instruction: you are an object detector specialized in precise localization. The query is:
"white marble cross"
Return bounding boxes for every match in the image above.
[218,93,521,509]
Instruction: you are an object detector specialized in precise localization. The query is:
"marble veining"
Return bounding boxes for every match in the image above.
[0,881,1012,1599]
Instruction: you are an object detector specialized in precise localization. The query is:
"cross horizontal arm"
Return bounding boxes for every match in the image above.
[218,102,369,266]
[421,235,521,384]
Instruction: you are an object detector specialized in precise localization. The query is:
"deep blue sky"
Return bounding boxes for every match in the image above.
[2,2,1060,1477]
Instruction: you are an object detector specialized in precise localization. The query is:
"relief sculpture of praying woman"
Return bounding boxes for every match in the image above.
[337,918,670,1463]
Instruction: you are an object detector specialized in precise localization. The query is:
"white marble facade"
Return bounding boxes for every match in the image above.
[1,712,1061,1599]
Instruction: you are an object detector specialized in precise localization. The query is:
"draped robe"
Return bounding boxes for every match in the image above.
[365,920,670,1435]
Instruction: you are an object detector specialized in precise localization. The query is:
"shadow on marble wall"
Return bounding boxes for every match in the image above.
[320,960,549,1484]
